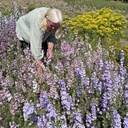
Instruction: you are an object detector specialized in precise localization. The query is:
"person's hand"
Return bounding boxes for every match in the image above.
[36,60,42,73]
[36,60,43,83]
[47,42,54,60]
[47,53,53,60]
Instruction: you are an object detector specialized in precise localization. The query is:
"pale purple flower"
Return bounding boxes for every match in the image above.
[86,113,92,127]
[113,110,121,128]
[23,103,36,121]
[123,116,128,128]
[37,117,43,128]
[59,80,74,115]
[120,50,124,67]
[101,92,108,111]
[9,121,19,128]
[40,92,57,121]
[60,114,67,128]
[124,83,128,107]
[31,115,37,122]
[75,68,82,95]
[86,103,97,127]
[91,72,102,93]
[73,112,85,128]
[90,103,97,120]
[61,40,74,58]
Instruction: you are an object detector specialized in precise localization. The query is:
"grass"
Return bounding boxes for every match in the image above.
[64,0,128,15]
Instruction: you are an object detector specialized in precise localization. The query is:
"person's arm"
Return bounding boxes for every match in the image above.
[47,41,54,59]
[47,34,57,59]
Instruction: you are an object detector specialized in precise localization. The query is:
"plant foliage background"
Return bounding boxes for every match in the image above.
[0,0,128,128]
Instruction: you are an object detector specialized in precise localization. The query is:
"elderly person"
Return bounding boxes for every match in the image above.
[16,7,63,78]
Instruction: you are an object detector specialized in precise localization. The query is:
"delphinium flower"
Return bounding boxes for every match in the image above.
[84,51,93,70]
[124,83,128,108]
[21,10,26,16]
[1,75,14,88]
[123,116,128,128]
[55,61,64,75]
[59,80,74,115]
[120,50,124,67]
[72,39,83,57]
[101,92,109,111]
[86,103,97,127]
[99,59,104,71]
[31,115,38,123]
[9,121,19,128]
[13,1,20,19]
[44,71,59,100]
[90,103,97,121]
[66,67,75,90]
[14,81,27,92]
[71,37,79,52]
[40,92,57,125]
[0,42,7,59]
[97,37,102,57]
[90,126,95,128]
[0,89,6,105]
[48,84,59,99]
[84,76,92,94]
[60,114,68,128]
[37,117,43,128]
[118,50,127,83]
[97,81,102,94]
[10,93,25,116]
[6,90,12,102]
[61,40,74,59]
[73,112,85,128]
[32,79,40,93]
[63,23,69,36]
[86,113,92,127]
[92,51,99,71]
[23,102,36,121]
[117,68,125,86]
[75,67,82,96]
[91,72,102,93]
[76,60,86,86]
[38,113,54,128]
[112,71,123,104]
[71,57,81,69]
[16,49,37,87]
[102,61,114,105]
[112,110,121,128]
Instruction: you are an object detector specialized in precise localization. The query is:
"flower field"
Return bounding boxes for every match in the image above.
[0,2,128,128]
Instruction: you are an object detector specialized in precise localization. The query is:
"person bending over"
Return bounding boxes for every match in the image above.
[16,7,63,78]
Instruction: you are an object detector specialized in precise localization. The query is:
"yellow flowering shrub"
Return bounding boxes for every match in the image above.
[63,8,127,44]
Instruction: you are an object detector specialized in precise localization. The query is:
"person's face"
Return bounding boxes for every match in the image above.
[46,17,60,32]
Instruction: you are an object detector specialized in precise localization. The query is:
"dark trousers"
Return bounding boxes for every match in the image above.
[20,40,48,57]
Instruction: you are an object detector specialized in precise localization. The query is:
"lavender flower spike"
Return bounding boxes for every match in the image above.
[113,110,121,128]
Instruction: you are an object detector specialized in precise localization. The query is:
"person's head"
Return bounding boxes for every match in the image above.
[40,8,63,39]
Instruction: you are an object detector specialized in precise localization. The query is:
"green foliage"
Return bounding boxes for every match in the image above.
[27,4,36,13]
[107,41,128,68]
[64,0,128,15]
[123,45,128,68]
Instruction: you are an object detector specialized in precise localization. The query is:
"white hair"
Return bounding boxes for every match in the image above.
[40,8,63,39]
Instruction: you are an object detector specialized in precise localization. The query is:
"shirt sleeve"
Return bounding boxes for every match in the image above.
[47,34,57,44]
[30,21,44,61]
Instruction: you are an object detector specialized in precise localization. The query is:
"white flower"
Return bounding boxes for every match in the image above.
[32,80,38,93]
[6,91,12,102]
